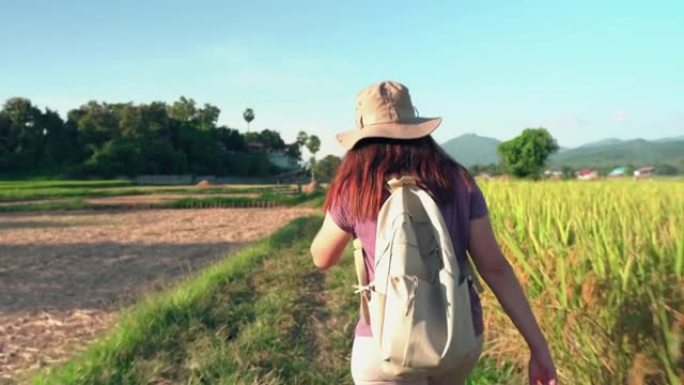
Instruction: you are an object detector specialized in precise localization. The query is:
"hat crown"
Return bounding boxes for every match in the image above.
[356,81,417,129]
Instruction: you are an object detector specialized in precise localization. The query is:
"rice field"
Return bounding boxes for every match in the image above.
[0,180,321,212]
[477,180,683,384]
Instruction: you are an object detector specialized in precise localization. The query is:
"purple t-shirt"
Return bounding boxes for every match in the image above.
[328,168,488,337]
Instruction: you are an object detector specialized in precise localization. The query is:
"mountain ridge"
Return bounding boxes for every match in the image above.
[441,133,684,168]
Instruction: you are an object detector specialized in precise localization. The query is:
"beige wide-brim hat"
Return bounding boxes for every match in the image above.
[336,80,442,151]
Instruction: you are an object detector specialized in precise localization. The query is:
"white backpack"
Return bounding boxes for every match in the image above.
[353,176,480,377]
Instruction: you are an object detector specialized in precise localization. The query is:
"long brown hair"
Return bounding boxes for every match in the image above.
[324,136,471,222]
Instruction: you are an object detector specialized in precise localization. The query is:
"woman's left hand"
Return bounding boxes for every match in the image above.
[528,347,557,385]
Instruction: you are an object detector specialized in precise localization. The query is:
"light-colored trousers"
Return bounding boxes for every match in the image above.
[351,336,483,385]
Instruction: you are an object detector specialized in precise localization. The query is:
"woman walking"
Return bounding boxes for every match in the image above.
[310,81,556,385]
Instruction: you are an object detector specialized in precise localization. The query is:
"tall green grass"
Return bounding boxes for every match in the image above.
[478,180,683,384]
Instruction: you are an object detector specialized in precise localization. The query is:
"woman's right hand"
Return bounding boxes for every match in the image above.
[528,347,557,385]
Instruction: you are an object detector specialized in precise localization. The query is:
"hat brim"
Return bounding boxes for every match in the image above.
[336,117,442,151]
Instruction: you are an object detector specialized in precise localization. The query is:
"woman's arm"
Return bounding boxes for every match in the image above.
[310,213,352,270]
[468,216,548,351]
[468,216,557,384]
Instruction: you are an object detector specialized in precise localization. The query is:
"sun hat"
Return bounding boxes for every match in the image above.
[335,80,442,150]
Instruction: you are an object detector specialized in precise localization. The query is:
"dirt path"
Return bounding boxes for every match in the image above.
[0,207,314,383]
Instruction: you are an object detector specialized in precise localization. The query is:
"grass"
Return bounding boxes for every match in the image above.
[0,181,292,203]
[0,198,91,212]
[0,187,323,212]
[160,191,324,209]
[0,179,134,189]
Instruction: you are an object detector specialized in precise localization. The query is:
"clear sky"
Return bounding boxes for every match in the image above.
[1,0,682,156]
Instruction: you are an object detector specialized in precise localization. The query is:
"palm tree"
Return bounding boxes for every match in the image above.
[243,108,254,132]
[305,135,321,181]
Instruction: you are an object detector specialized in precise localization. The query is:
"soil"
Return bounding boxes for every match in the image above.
[0,207,314,383]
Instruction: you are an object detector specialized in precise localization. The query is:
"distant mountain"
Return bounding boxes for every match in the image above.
[441,133,684,169]
[548,139,684,169]
[577,138,624,149]
[655,135,684,143]
[440,134,501,166]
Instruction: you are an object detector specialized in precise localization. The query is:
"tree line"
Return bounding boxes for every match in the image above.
[6,100,647,182]
[0,97,309,178]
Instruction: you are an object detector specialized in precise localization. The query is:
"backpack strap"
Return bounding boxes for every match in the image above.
[387,176,417,193]
[353,238,371,324]
[462,257,484,293]
[409,187,485,292]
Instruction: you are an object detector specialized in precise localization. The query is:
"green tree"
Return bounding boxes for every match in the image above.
[71,101,121,153]
[258,129,285,151]
[168,97,219,130]
[654,163,679,175]
[296,131,308,147]
[287,131,309,166]
[620,164,636,178]
[197,103,220,130]
[243,129,286,152]
[0,112,12,170]
[497,128,559,179]
[167,97,197,122]
[243,108,254,132]
[314,154,342,182]
[561,166,575,180]
[468,163,503,176]
[0,98,49,172]
[215,126,246,152]
[41,108,76,171]
[285,142,302,164]
[305,135,321,180]
[86,138,143,177]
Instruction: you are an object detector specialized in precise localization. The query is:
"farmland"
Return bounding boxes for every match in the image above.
[0,179,682,384]
[0,207,314,383]
[0,181,318,384]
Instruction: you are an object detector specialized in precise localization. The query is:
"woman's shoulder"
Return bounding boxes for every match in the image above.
[448,163,477,194]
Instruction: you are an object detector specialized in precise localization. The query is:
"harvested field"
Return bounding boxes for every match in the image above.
[0,207,314,383]
[0,194,261,208]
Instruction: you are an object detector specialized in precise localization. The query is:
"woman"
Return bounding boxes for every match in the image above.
[310,81,557,385]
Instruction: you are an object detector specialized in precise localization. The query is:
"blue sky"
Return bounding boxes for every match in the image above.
[1,0,682,156]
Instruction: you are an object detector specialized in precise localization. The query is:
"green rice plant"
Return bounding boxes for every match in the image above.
[478,180,683,384]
